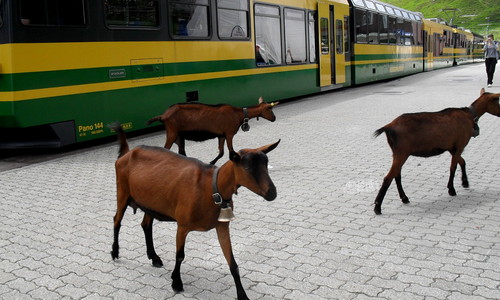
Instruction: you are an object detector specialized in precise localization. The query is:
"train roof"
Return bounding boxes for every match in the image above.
[351,0,423,22]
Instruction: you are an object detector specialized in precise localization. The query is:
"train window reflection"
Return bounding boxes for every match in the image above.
[308,12,317,63]
[285,8,306,64]
[255,4,281,66]
[217,0,249,39]
[168,0,209,37]
[355,9,367,43]
[20,0,86,26]
[105,0,158,27]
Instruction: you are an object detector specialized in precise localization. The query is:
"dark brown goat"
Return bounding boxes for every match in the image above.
[147,97,278,165]
[373,88,500,215]
[109,123,279,300]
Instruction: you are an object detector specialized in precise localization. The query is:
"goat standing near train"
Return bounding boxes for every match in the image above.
[373,88,500,215]
[147,97,278,164]
[109,122,280,300]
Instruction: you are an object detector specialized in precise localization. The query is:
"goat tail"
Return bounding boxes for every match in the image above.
[373,127,387,138]
[108,122,130,158]
[146,116,162,126]
[374,126,398,147]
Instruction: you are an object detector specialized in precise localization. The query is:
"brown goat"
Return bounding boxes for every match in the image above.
[109,123,280,300]
[147,97,278,165]
[373,88,500,215]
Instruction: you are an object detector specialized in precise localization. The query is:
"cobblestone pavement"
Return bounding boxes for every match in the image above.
[1,64,500,300]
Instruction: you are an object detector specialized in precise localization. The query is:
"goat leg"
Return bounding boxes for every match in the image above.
[395,175,409,204]
[374,176,392,215]
[210,137,226,165]
[458,157,469,188]
[216,223,249,300]
[447,155,460,196]
[111,200,128,260]
[171,227,188,293]
[141,214,163,267]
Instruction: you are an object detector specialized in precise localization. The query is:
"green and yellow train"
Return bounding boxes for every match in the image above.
[0,0,484,148]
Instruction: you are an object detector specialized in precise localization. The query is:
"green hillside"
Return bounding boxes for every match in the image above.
[381,0,500,37]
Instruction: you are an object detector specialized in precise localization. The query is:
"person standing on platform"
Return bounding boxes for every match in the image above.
[484,34,499,87]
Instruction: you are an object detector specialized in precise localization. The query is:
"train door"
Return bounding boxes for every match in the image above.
[318,1,346,89]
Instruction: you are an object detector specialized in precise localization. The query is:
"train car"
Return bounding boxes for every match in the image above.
[423,18,456,71]
[0,0,354,148]
[453,27,475,65]
[472,32,485,62]
[350,0,424,85]
[0,0,482,149]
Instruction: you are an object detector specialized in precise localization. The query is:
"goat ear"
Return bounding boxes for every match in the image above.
[229,151,241,163]
[258,96,264,104]
[481,88,485,95]
[258,139,281,154]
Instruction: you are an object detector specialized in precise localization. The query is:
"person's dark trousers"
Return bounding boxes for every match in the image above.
[485,57,497,85]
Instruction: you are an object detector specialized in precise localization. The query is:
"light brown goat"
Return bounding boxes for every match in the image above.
[373,88,500,215]
[147,97,278,164]
[109,123,280,300]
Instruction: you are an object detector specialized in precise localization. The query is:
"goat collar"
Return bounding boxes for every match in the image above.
[211,167,231,207]
[468,106,479,122]
[467,106,480,137]
[241,108,250,132]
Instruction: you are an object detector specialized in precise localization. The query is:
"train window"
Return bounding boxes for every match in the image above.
[0,0,3,27]
[352,0,366,8]
[364,0,376,10]
[320,18,329,54]
[375,3,386,13]
[413,21,423,45]
[106,0,158,27]
[367,12,379,44]
[396,18,404,45]
[19,0,86,26]
[168,0,210,38]
[255,4,281,66]
[388,16,396,44]
[335,20,343,54]
[308,11,317,63]
[344,15,350,53]
[379,14,388,44]
[403,20,413,45]
[285,8,306,64]
[217,0,249,39]
[355,9,367,43]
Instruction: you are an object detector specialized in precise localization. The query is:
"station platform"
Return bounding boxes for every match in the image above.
[1,63,499,299]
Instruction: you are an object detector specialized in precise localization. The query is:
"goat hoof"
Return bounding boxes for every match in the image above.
[111,247,119,260]
[171,281,184,293]
[237,293,250,300]
[462,182,469,188]
[448,189,457,196]
[374,206,382,215]
[401,197,410,204]
[152,258,163,268]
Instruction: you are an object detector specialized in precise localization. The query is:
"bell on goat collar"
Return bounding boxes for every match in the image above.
[218,207,235,222]
[241,120,250,132]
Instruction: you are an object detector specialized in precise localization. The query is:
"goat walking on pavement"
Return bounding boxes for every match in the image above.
[373,88,500,215]
[147,97,278,164]
[109,122,280,300]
